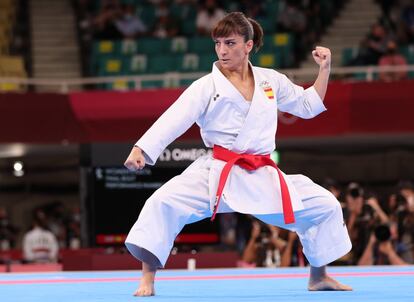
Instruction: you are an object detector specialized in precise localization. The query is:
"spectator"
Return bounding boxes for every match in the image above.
[322,178,342,200]
[343,183,374,263]
[398,180,414,212]
[348,24,390,66]
[114,4,147,38]
[278,0,307,34]
[92,0,122,39]
[67,206,81,250]
[240,220,287,267]
[196,0,226,36]
[277,0,308,63]
[401,1,414,43]
[358,226,407,265]
[22,213,59,263]
[0,207,18,251]
[378,40,408,82]
[153,14,180,38]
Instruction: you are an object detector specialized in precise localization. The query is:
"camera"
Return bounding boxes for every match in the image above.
[374,224,391,242]
[347,182,364,198]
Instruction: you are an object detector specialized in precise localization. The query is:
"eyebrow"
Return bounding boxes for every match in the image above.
[214,38,237,42]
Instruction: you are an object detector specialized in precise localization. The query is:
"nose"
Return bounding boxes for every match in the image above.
[217,44,227,56]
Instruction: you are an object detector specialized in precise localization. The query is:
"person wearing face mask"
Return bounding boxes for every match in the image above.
[114,4,147,39]
[124,12,352,296]
[378,40,408,82]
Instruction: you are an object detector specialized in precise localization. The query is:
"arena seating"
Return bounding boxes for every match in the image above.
[0,0,27,92]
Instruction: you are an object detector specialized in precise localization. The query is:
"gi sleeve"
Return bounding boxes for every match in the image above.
[135,79,210,165]
[276,72,326,119]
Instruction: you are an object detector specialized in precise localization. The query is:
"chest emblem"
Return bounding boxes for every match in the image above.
[260,81,274,100]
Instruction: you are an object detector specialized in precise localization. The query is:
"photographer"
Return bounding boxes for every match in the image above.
[240,219,288,267]
[344,183,390,263]
[358,224,407,265]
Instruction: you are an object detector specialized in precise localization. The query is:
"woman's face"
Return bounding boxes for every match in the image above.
[214,34,253,71]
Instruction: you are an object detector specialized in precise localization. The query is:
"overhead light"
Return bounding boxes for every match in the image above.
[13,161,24,177]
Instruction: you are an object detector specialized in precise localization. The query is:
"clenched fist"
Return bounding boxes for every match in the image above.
[124,146,146,172]
[312,46,331,71]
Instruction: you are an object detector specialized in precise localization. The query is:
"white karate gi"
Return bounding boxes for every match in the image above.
[125,62,352,268]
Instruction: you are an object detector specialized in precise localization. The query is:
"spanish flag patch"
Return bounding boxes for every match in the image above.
[260,81,274,100]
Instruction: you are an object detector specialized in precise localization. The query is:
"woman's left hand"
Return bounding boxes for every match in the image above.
[312,46,331,71]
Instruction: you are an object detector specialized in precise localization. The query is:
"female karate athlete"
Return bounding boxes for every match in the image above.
[124,12,352,296]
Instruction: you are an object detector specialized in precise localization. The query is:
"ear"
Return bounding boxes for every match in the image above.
[245,40,254,54]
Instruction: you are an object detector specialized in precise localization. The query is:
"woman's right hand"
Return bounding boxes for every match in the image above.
[124,146,146,171]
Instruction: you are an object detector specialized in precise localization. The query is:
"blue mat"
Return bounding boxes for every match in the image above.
[1,266,414,302]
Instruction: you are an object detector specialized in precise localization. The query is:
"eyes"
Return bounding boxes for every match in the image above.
[214,40,236,47]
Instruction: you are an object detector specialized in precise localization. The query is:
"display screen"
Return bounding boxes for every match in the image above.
[90,165,219,245]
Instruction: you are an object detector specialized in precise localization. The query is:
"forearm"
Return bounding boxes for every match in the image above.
[375,208,390,224]
[386,249,407,265]
[241,239,257,264]
[280,242,293,267]
[357,243,374,265]
[312,67,330,101]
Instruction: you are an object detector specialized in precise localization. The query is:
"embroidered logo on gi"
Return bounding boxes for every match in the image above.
[260,81,274,100]
[212,93,220,101]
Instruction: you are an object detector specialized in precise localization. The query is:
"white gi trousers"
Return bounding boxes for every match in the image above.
[125,155,352,268]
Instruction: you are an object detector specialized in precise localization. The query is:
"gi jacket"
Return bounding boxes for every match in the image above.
[136,62,326,215]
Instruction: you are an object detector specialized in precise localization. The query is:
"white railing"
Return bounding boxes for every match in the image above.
[0,65,412,94]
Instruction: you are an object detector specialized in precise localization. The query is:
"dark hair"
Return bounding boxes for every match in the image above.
[211,12,263,53]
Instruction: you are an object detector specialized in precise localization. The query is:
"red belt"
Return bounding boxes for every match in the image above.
[211,145,295,224]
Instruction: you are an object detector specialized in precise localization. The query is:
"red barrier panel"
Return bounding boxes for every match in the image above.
[1,80,413,143]
[10,263,62,272]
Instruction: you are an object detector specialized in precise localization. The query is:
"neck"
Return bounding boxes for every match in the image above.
[219,60,251,81]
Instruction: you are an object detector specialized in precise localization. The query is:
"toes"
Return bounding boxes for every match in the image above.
[133,286,155,296]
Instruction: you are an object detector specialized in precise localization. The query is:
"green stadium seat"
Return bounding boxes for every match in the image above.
[169,37,188,53]
[199,53,217,71]
[189,37,213,53]
[120,39,137,55]
[400,45,414,78]
[126,54,148,74]
[177,53,199,72]
[104,79,135,91]
[256,17,275,34]
[342,47,359,66]
[169,2,197,20]
[93,40,118,56]
[136,3,156,29]
[251,53,279,69]
[148,54,177,73]
[179,79,194,87]
[137,38,168,54]
[181,19,196,36]
[97,56,124,76]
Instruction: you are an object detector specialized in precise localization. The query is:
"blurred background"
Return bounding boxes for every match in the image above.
[0,0,414,272]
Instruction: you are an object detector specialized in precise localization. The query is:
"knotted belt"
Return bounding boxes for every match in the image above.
[211,145,295,224]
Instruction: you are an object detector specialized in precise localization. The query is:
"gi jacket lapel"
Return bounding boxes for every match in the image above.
[211,62,243,101]
[231,65,270,153]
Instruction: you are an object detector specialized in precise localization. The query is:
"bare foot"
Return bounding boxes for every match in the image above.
[133,277,155,296]
[308,275,353,291]
[308,265,352,291]
[133,262,156,296]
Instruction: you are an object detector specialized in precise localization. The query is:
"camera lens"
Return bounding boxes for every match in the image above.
[374,224,391,242]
